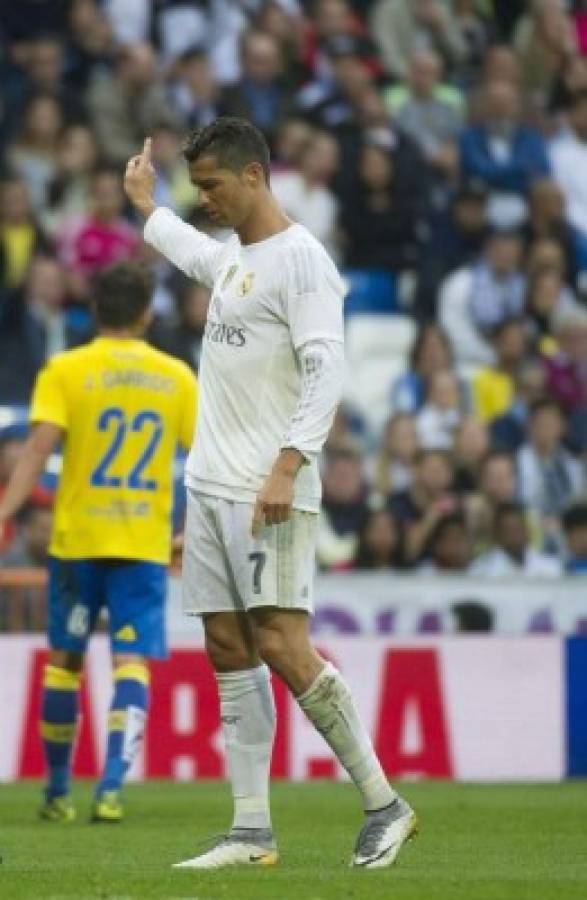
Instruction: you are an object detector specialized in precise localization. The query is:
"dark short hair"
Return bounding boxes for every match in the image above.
[182,117,271,182]
[451,601,493,632]
[563,504,587,532]
[92,262,153,329]
[494,501,526,527]
[491,316,526,339]
[409,323,453,371]
[480,449,514,472]
[414,447,452,467]
[529,397,563,419]
[426,512,466,553]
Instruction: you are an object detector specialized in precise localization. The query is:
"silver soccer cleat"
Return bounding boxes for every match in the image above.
[351,797,419,869]
[172,827,279,870]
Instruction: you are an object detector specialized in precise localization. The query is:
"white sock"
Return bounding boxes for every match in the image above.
[297,662,396,812]
[216,665,275,831]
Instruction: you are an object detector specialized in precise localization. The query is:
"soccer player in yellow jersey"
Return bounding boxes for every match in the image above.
[0,261,197,823]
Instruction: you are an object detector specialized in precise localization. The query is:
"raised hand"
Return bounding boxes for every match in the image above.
[124,137,157,219]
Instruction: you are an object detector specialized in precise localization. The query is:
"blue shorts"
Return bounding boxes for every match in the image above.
[48,557,167,659]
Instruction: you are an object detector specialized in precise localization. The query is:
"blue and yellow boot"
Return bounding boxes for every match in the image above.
[91,790,124,823]
[39,794,76,823]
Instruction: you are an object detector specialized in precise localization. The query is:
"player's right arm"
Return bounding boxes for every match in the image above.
[124,138,224,288]
[0,423,62,535]
[0,359,67,541]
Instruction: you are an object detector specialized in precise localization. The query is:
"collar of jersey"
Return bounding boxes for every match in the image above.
[94,336,145,347]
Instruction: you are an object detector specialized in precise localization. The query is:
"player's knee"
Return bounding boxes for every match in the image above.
[205,630,254,672]
[255,626,288,672]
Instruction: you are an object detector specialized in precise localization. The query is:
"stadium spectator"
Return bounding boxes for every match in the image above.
[370,413,420,499]
[525,264,581,352]
[338,140,423,273]
[550,89,587,239]
[391,323,455,414]
[0,254,90,405]
[481,44,522,89]
[416,178,489,318]
[168,47,220,131]
[87,42,178,166]
[41,125,99,237]
[524,178,587,293]
[0,176,52,290]
[254,0,307,80]
[453,416,490,494]
[526,234,569,280]
[471,317,529,423]
[439,229,526,367]
[453,0,497,86]
[513,0,577,100]
[369,0,466,80]
[271,130,340,257]
[65,0,116,90]
[0,0,68,42]
[491,359,548,452]
[58,167,140,300]
[382,48,464,178]
[549,53,587,116]
[272,117,314,170]
[0,33,86,144]
[517,398,585,520]
[149,281,210,373]
[317,448,369,569]
[389,448,458,563]
[302,0,376,82]
[471,501,563,575]
[1,504,53,568]
[460,79,550,228]
[416,369,464,450]
[149,123,195,216]
[477,449,524,514]
[543,306,587,414]
[471,448,546,553]
[218,30,295,143]
[6,93,64,211]
[349,507,404,571]
[418,512,473,574]
[562,503,587,572]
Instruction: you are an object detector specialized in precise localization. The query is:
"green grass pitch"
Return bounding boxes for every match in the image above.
[1,781,586,899]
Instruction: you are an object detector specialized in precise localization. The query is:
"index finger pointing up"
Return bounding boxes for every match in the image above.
[142,137,152,162]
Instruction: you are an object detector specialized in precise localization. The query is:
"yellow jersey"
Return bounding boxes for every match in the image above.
[471,368,514,423]
[30,337,197,564]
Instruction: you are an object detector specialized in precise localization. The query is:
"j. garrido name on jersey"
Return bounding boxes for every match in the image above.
[204,318,247,347]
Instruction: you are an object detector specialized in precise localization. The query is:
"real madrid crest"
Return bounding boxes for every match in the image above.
[237,272,255,297]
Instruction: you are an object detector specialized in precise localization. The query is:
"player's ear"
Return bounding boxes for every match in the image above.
[243,162,264,188]
[136,307,153,334]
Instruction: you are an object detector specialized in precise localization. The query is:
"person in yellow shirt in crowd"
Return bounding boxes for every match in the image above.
[471,317,528,422]
[0,261,197,823]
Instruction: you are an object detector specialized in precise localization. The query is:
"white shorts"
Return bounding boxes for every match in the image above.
[182,490,318,616]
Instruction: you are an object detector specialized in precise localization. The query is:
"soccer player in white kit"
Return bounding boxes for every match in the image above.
[124,118,417,870]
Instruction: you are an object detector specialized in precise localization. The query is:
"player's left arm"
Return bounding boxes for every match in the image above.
[252,247,345,535]
[0,422,63,537]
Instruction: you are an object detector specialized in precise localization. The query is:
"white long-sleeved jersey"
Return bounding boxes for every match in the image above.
[144,207,345,512]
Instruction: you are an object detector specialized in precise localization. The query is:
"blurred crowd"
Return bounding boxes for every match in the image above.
[1,0,587,578]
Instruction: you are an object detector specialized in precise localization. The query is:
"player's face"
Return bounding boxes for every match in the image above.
[189,155,259,228]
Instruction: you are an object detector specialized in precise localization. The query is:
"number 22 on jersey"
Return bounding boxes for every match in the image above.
[90,406,163,491]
